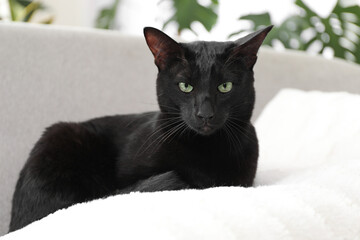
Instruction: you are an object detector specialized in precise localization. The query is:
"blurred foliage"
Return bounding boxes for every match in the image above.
[231,0,360,64]
[94,0,218,34]
[95,0,120,29]
[8,0,53,24]
[164,0,218,34]
[93,0,360,64]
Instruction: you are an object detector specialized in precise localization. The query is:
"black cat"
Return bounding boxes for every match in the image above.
[9,26,272,232]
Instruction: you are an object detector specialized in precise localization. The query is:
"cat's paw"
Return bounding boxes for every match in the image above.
[119,171,189,194]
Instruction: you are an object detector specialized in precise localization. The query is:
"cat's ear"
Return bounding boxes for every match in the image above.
[144,27,183,71]
[230,25,273,69]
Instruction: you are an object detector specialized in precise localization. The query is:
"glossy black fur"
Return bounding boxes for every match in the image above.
[9,26,272,232]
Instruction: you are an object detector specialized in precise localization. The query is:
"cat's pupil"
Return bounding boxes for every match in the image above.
[223,83,227,88]
[185,83,189,88]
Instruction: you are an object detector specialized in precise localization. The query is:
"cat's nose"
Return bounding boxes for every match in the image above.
[196,101,214,122]
[196,113,214,122]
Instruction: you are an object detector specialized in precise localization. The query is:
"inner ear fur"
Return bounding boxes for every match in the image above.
[144,27,184,70]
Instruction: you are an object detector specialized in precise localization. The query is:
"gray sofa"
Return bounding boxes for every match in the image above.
[0,22,359,236]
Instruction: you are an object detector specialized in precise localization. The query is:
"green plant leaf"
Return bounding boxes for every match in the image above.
[9,0,24,21]
[39,17,54,25]
[22,2,45,22]
[95,0,120,29]
[164,0,218,34]
[229,12,274,44]
[232,0,360,64]
[240,12,272,28]
[8,0,52,23]
[16,0,32,7]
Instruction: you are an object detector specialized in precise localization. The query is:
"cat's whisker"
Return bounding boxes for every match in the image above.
[178,123,190,138]
[161,113,182,117]
[124,111,176,126]
[124,112,162,128]
[226,123,242,157]
[169,123,188,145]
[145,120,185,156]
[157,122,186,147]
[227,112,254,125]
[227,118,256,136]
[229,124,245,167]
[161,111,181,115]
[230,125,245,156]
[134,120,182,157]
[230,102,253,109]
[222,124,234,155]
[227,117,252,126]
[224,122,245,161]
[143,116,182,125]
[158,104,181,112]
[135,102,181,113]
[227,120,257,144]
[139,118,185,155]
[124,113,182,129]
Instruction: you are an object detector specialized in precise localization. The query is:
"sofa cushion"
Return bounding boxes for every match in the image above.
[255,89,360,185]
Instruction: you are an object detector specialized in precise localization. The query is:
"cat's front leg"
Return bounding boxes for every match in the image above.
[117,171,190,194]
[171,165,217,189]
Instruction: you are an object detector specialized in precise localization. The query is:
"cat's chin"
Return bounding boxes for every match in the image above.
[192,124,218,136]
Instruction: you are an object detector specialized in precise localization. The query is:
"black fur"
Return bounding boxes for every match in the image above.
[9,26,272,232]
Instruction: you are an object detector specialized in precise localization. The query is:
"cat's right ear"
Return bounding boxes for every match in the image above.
[144,27,184,71]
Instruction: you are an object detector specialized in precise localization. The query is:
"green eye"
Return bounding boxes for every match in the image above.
[179,82,193,93]
[218,82,233,93]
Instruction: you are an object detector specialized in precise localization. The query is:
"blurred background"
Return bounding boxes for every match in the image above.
[0,0,360,64]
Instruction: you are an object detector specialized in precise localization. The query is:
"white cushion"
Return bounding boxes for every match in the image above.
[255,89,360,185]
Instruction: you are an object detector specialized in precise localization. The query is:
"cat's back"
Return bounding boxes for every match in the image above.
[21,111,159,182]
[30,111,161,180]
[82,111,160,139]
[9,111,159,231]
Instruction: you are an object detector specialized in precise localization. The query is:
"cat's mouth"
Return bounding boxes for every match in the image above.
[182,113,222,136]
[196,123,217,136]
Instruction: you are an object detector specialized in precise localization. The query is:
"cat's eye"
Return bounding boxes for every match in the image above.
[178,82,193,93]
[218,82,233,93]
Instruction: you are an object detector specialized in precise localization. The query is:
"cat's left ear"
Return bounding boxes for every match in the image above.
[230,25,273,69]
[144,27,184,71]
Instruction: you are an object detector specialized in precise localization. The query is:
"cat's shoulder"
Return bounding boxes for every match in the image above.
[81,111,160,134]
[84,111,159,126]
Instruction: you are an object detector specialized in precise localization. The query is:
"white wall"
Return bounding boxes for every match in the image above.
[40,0,94,27]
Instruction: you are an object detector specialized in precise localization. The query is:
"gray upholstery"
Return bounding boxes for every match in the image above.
[254,48,360,119]
[0,22,359,236]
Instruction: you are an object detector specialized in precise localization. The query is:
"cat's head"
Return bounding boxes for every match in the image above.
[144,26,272,136]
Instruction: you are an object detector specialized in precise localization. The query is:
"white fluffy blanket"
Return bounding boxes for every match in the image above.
[3,89,360,240]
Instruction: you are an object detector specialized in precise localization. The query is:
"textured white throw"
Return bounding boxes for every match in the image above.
[3,89,360,240]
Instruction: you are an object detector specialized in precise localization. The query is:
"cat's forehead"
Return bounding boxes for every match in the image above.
[181,41,233,56]
[180,41,234,72]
